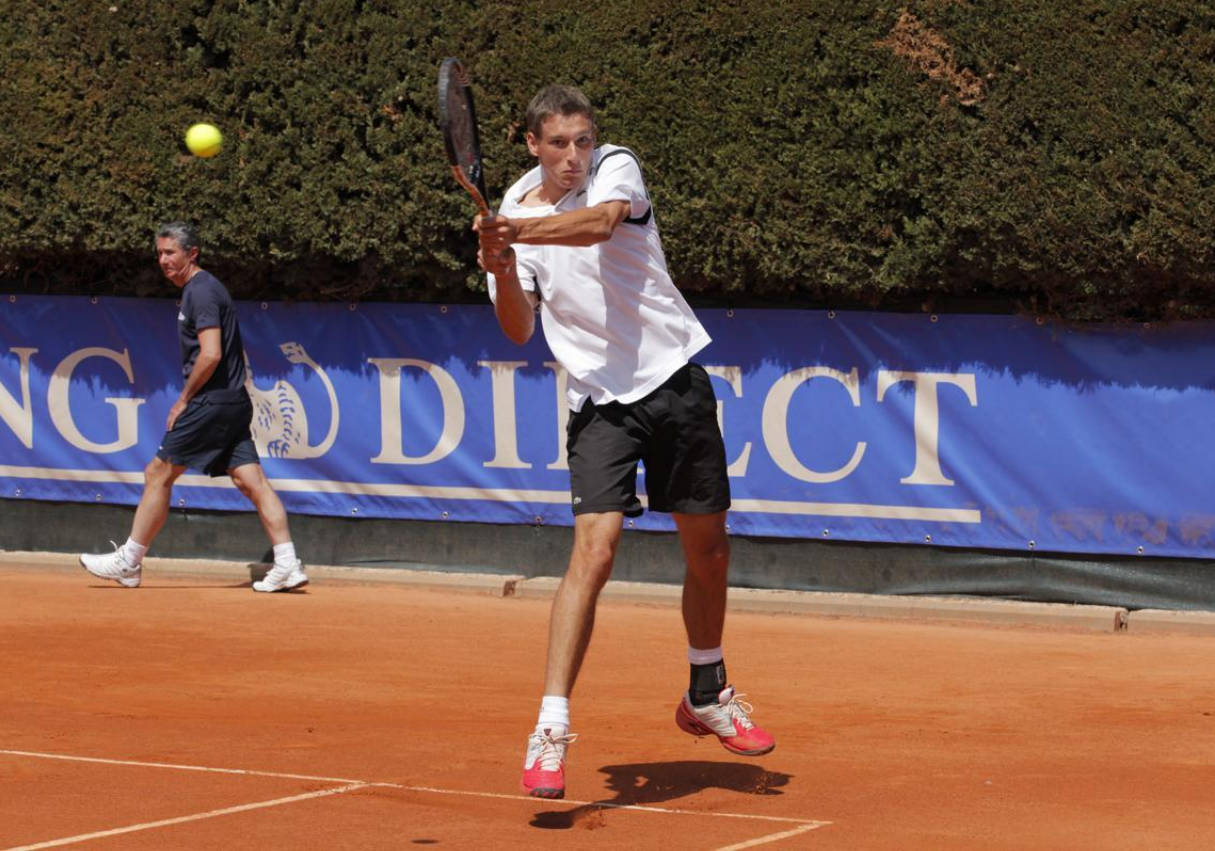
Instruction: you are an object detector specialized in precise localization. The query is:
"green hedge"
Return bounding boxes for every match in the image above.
[3,1,1214,319]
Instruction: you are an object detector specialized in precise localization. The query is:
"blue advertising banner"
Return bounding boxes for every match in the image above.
[2,295,1213,558]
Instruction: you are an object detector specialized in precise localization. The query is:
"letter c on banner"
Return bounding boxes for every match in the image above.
[762,366,866,483]
[47,347,146,453]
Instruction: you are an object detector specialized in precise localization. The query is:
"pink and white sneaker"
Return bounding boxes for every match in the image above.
[676,685,775,756]
[521,726,577,799]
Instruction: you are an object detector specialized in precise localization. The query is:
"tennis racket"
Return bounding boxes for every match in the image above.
[437,57,491,219]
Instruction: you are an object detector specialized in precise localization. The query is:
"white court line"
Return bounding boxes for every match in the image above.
[715,822,827,850]
[3,749,831,846]
[3,784,367,850]
[0,749,389,787]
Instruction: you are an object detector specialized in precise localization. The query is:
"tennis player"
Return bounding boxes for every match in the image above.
[79,222,307,593]
[477,85,775,800]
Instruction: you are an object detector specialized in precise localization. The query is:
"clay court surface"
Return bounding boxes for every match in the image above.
[2,559,1214,850]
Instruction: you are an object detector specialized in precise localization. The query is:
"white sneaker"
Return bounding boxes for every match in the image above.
[252,559,308,592]
[79,542,141,588]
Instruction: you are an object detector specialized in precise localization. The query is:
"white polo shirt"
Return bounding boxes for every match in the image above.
[488,144,711,411]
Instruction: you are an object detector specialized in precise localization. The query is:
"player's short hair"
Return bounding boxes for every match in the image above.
[526,85,595,137]
[155,221,201,255]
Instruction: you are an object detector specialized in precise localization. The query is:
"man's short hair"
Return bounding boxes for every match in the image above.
[155,221,201,255]
[526,85,594,137]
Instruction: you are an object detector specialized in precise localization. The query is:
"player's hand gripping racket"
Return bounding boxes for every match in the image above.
[438,57,492,221]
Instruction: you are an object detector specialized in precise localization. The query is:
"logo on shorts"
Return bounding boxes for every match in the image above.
[572,496,582,506]
[177,312,186,321]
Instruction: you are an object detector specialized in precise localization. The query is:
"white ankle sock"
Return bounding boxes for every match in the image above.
[687,645,724,665]
[272,542,297,565]
[122,538,148,565]
[536,695,570,733]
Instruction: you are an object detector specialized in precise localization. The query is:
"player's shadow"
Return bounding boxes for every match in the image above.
[530,760,791,830]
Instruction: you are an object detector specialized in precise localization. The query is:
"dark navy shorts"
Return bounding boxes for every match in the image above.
[157,390,260,477]
[566,363,731,517]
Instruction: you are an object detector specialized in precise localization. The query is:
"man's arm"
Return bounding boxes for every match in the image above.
[480,200,631,250]
[166,326,221,430]
[477,244,537,345]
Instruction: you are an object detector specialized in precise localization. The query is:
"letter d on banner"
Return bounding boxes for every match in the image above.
[368,358,465,464]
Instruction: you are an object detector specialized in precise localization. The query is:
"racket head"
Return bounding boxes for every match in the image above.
[437,57,490,216]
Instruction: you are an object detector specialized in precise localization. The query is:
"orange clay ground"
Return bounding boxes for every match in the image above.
[2,559,1214,850]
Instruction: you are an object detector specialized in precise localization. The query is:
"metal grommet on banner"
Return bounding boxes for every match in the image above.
[924,534,932,543]
[440,305,448,314]
[626,519,635,528]
[930,314,938,323]
[440,510,449,519]
[1136,545,1144,555]
[1035,316,1045,326]
[726,309,734,318]
[351,507,360,515]
[7,295,15,303]
[822,529,830,537]
[13,488,21,497]
[177,497,186,507]
[1027,540,1036,550]
[90,296,98,305]
[827,310,835,319]
[534,515,544,525]
[724,522,731,533]
[348,303,357,311]
[94,493,102,501]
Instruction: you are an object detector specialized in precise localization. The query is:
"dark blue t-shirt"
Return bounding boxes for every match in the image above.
[178,270,247,400]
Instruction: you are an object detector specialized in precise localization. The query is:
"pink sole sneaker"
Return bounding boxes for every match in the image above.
[675,686,775,756]
[521,727,576,799]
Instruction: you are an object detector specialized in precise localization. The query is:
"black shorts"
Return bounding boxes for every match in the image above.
[566,362,731,517]
[157,391,260,477]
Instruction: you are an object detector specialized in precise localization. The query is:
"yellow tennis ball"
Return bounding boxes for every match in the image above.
[185,123,223,158]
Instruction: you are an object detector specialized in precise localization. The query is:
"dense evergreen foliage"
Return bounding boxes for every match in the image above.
[3,1,1213,318]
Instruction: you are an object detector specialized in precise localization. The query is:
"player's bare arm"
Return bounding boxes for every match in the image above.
[475,230,537,345]
[166,326,221,430]
[480,201,630,250]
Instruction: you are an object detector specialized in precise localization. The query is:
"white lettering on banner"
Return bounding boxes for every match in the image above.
[478,360,530,469]
[368,358,465,465]
[0,347,38,448]
[703,365,752,477]
[544,361,570,471]
[877,370,978,486]
[46,347,145,453]
[762,367,866,484]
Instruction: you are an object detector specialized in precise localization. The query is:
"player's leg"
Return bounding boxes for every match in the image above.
[672,509,773,756]
[523,399,641,799]
[229,460,308,592]
[646,364,775,756]
[544,510,624,695]
[674,510,729,650]
[79,456,184,587]
[522,511,622,799]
